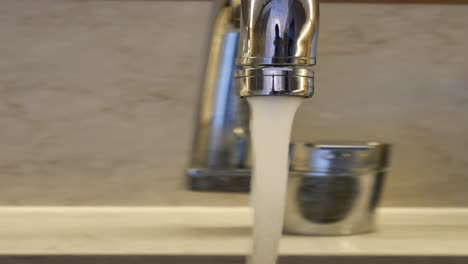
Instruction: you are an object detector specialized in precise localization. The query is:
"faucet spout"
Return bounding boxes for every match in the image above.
[186,0,319,192]
[236,0,319,97]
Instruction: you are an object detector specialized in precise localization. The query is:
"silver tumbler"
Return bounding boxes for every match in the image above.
[284,142,391,236]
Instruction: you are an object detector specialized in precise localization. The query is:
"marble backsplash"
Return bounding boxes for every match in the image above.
[0,0,467,206]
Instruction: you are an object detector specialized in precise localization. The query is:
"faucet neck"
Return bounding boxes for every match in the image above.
[235,0,319,97]
[237,0,319,67]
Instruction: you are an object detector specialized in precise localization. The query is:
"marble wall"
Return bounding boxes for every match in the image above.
[0,0,467,206]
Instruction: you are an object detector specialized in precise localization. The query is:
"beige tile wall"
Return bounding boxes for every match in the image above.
[0,0,467,206]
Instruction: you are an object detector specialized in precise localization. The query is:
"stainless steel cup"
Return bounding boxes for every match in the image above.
[284,142,391,236]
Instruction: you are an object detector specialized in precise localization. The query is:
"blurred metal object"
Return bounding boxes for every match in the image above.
[187,0,320,191]
[284,142,391,235]
[187,0,251,192]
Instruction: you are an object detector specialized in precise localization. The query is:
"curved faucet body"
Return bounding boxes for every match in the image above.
[237,0,319,66]
[187,0,319,192]
[236,0,319,97]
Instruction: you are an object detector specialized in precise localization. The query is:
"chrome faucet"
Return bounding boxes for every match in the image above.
[187,0,319,192]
